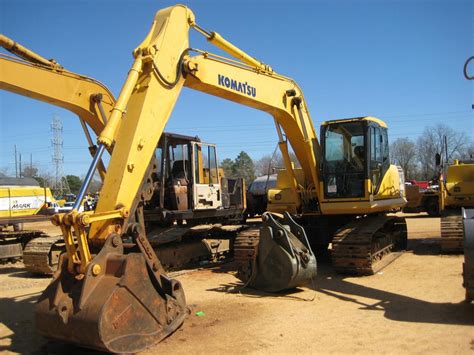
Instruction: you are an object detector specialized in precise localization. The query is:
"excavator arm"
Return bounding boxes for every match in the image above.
[183,52,320,196]
[89,4,322,240]
[0,35,116,180]
[34,5,317,352]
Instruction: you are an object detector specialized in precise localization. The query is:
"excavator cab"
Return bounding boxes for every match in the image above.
[145,133,246,226]
[321,117,390,200]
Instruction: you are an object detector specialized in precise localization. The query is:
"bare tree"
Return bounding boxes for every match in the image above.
[416,124,471,179]
[255,154,284,176]
[22,165,39,178]
[254,151,302,177]
[390,137,417,179]
[461,142,474,160]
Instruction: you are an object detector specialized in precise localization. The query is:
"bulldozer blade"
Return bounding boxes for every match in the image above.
[247,212,317,292]
[35,235,187,353]
[463,208,474,302]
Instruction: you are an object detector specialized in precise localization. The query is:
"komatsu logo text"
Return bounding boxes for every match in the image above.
[218,75,256,97]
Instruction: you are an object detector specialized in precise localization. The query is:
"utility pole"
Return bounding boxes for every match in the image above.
[444,135,448,165]
[14,145,17,178]
[19,153,22,178]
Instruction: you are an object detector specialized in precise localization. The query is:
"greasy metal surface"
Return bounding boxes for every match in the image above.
[0,230,44,261]
[0,214,52,225]
[0,241,23,260]
[234,227,260,283]
[35,235,187,353]
[147,223,236,269]
[234,212,317,292]
[23,235,64,274]
[462,208,474,302]
[441,214,464,253]
[154,238,231,270]
[331,216,407,275]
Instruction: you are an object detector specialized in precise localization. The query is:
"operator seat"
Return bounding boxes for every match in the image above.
[353,146,365,171]
[169,160,189,210]
[171,160,189,185]
[354,146,365,161]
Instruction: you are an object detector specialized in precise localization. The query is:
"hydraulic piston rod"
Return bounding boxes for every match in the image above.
[0,34,62,69]
[190,23,272,73]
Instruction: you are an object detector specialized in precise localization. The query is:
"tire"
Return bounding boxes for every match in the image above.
[13,223,24,232]
[425,199,440,217]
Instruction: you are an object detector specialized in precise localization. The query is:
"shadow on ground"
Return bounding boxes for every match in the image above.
[208,261,473,326]
[0,292,105,354]
[408,238,443,255]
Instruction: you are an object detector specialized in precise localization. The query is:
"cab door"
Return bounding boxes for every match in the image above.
[192,143,222,210]
[369,125,390,195]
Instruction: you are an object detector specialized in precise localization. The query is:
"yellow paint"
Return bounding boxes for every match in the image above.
[1,4,407,273]
[321,116,388,128]
[0,186,53,218]
[444,161,474,207]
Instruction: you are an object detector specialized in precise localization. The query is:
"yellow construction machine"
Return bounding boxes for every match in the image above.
[0,177,61,272]
[0,34,114,274]
[438,159,474,252]
[0,34,247,271]
[461,56,474,302]
[2,5,407,352]
[397,157,474,253]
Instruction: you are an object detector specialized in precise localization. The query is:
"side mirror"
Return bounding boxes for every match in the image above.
[435,153,441,167]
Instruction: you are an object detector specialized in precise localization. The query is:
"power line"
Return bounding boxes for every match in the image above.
[51,115,70,196]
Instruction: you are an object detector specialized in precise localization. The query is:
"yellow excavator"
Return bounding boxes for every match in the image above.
[2,4,407,352]
[0,35,247,272]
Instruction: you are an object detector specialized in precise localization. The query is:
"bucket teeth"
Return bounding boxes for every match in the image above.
[35,235,186,353]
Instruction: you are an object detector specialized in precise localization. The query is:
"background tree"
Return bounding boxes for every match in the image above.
[87,176,102,194]
[231,151,256,184]
[66,175,83,195]
[255,154,281,177]
[33,176,49,188]
[462,142,474,160]
[254,151,301,177]
[416,124,471,179]
[22,165,38,178]
[220,158,235,178]
[34,172,54,188]
[390,137,417,179]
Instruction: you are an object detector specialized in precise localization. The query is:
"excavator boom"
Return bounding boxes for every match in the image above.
[31,5,319,351]
[3,3,405,352]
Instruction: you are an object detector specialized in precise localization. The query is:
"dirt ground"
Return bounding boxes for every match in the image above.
[1,214,473,354]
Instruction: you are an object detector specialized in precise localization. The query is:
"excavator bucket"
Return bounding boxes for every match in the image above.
[35,234,187,353]
[463,208,474,302]
[235,212,317,292]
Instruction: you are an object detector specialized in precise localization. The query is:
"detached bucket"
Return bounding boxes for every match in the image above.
[236,212,317,292]
[35,235,186,353]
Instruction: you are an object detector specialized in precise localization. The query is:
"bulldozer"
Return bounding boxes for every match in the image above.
[461,55,474,302]
[399,157,474,252]
[438,159,474,252]
[2,4,408,352]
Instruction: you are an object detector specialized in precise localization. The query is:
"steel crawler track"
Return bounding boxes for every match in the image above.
[331,216,407,275]
[440,215,464,253]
